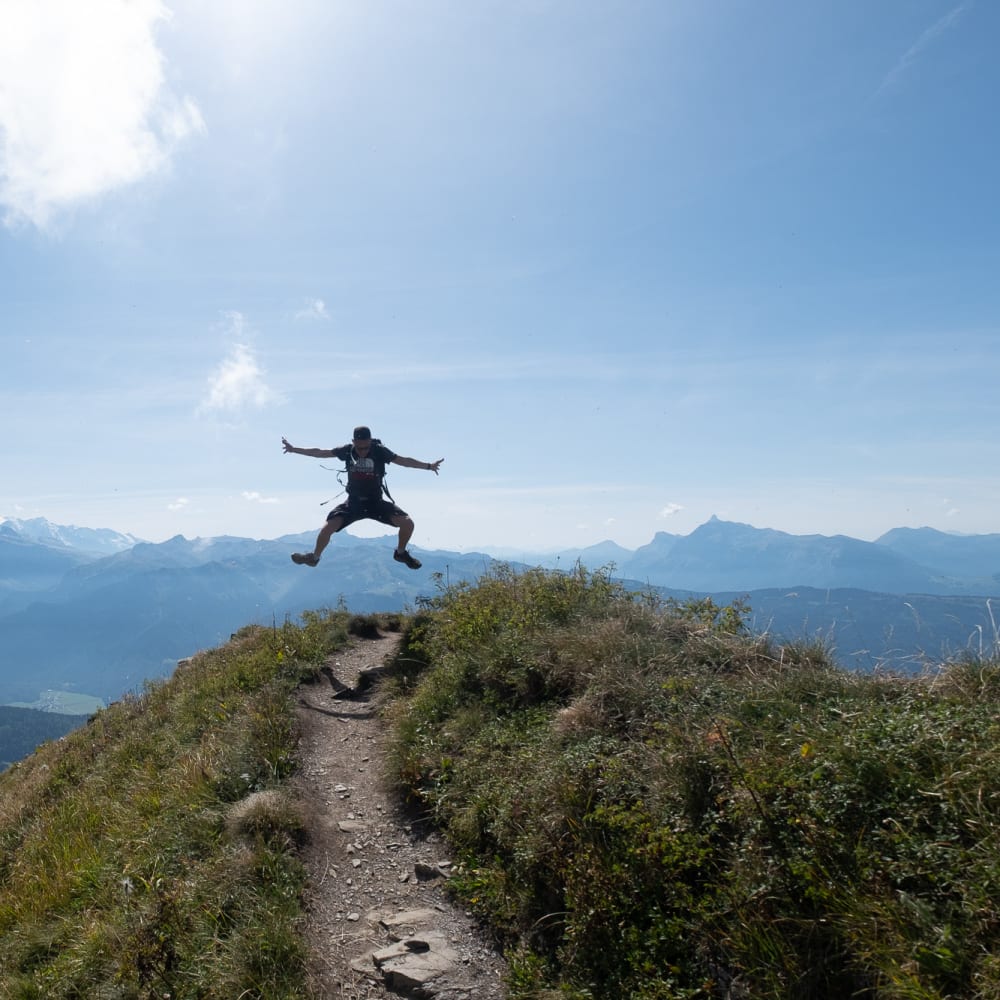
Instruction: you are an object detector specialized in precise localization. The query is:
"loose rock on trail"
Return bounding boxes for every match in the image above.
[292,630,509,999]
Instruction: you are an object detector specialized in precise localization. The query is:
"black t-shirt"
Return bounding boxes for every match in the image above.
[332,441,396,502]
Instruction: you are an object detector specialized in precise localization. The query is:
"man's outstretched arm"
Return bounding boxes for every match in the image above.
[392,455,444,474]
[282,437,338,458]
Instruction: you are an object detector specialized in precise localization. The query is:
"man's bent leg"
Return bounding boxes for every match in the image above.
[390,513,421,569]
[292,516,344,566]
[314,516,343,558]
[391,513,415,554]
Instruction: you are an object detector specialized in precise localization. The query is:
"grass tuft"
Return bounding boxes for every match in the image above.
[225,789,307,847]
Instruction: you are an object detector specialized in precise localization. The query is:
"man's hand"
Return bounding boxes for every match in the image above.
[428,458,444,475]
[282,437,296,454]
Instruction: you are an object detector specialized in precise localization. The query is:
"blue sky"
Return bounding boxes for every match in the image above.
[2,0,998,553]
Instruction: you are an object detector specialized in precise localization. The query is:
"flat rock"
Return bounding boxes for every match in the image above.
[337,819,367,833]
[373,931,460,991]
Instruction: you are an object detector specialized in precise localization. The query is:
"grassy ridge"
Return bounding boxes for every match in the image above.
[384,565,1000,999]
[3,566,1000,999]
[0,610,348,999]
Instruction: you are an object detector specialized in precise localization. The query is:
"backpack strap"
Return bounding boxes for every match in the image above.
[371,439,396,502]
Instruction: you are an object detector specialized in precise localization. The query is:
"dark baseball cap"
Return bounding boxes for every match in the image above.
[352,426,372,441]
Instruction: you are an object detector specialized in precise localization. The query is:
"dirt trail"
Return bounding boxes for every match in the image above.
[292,631,509,999]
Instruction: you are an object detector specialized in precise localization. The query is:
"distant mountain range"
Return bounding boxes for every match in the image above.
[1,515,998,710]
[0,516,140,555]
[528,516,1000,596]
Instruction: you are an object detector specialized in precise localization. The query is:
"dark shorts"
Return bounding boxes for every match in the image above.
[327,498,409,529]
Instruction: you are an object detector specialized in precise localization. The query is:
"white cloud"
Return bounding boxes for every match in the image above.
[659,503,684,518]
[295,298,330,321]
[168,497,190,511]
[200,341,278,414]
[242,490,279,505]
[0,0,205,228]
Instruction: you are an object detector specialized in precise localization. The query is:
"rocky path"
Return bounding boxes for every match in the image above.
[292,631,509,999]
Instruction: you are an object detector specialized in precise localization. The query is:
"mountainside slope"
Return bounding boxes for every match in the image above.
[876,525,1000,581]
[714,586,1000,671]
[0,706,90,771]
[0,534,94,612]
[0,611,338,998]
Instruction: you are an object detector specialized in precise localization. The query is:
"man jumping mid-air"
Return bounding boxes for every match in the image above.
[282,425,443,570]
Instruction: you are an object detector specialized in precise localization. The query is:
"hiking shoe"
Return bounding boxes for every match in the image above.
[291,552,320,567]
[393,549,422,570]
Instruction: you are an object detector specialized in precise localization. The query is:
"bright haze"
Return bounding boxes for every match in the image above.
[2,1,998,553]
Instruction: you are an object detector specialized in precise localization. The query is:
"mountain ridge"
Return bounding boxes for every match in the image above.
[2,515,998,713]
